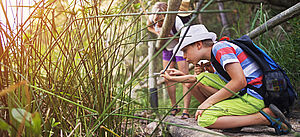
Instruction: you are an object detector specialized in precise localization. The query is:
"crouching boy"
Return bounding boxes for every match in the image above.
[161,24,291,135]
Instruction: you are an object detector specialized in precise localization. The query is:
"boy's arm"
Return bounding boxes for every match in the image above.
[195,62,247,119]
[161,71,197,83]
[167,68,185,76]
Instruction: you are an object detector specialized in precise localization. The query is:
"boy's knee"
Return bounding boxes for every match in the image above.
[197,110,218,128]
[184,83,195,88]
[184,80,207,89]
[197,72,208,80]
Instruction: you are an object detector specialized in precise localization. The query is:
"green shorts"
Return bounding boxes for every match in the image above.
[196,72,265,127]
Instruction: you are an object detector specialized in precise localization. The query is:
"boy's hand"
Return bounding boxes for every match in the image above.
[160,71,172,81]
[160,69,184,76]
[167,68,185,76]
[195,103,212,121]
[203,62,214,73]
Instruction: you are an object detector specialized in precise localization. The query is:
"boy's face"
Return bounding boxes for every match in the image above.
[182,42,201,65]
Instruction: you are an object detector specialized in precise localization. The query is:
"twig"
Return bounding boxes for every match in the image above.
[67,123,81,137]
[247,3,300,39]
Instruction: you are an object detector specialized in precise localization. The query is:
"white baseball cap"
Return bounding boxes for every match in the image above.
[174,24,217,54]
[198,60,209,65]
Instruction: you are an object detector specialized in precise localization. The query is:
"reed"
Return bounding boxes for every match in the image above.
[0,0,298,136]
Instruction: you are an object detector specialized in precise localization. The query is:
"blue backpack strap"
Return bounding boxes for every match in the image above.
[210,52,231,81]
[230,35,272,72]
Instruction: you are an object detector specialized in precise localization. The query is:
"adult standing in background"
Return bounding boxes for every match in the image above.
[147,2,191,119]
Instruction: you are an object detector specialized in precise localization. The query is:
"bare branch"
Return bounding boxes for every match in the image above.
[247,2,300,39]
[217,1,230,37]
[217,0,267,5]
[155,0,182,50]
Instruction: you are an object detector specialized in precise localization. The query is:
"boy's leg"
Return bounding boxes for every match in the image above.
[207,109,268,129]
[185,82,219,103]
[186,72,224,103]
[208,107,282,129]
[177,60,191,117]
[197,93,265,128]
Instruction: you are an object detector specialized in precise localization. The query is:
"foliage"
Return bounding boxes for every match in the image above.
[0,0,153,136]
[257,17,300,88]
[0,0,298,136]
[248,7,300,90]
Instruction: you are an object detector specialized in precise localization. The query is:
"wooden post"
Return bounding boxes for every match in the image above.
[218,0,230,37]
[148,39,158,109]
[196,0,204,24]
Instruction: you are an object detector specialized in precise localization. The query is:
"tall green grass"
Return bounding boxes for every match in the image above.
[0,0,220,136]
[250,7,299,89]
[0,0,298,136]
[226,4,299,90]
[0,0,153,136]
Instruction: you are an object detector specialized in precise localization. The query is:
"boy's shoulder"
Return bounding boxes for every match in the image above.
[213,41,243,53]
[214,41,237,48]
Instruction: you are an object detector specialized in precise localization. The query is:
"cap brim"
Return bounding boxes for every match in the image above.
[177,13,191,17]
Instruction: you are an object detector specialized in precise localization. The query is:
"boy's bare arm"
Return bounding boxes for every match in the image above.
[167,68,185,76]
[161,71,197,83]
[204,63,246,103]
[195,62,247,119]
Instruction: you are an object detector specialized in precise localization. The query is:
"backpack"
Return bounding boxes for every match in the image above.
[211,35,297,116]
[172,15,191,34]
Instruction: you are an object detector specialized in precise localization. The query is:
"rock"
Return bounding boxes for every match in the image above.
[163,116,224,137]
[145,121,162,136]
[145,116,224,137]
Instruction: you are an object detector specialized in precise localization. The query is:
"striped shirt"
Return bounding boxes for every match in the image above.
[212,41,264,100]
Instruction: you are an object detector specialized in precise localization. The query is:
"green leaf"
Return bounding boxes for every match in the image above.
[133,3,141,9]
[51,118,60,127]
[0,118,11,131]
[51,118,55,125]
[52,122,61,128]
[11,108,32,127]
[32,112,41,135]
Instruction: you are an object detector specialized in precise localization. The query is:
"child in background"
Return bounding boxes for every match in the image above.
[147,2,191,119]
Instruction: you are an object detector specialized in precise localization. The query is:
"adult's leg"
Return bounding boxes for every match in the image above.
[177,60,191,116]
[163,60,177,107]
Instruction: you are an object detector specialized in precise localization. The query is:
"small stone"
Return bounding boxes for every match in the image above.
[145,122,161,136]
